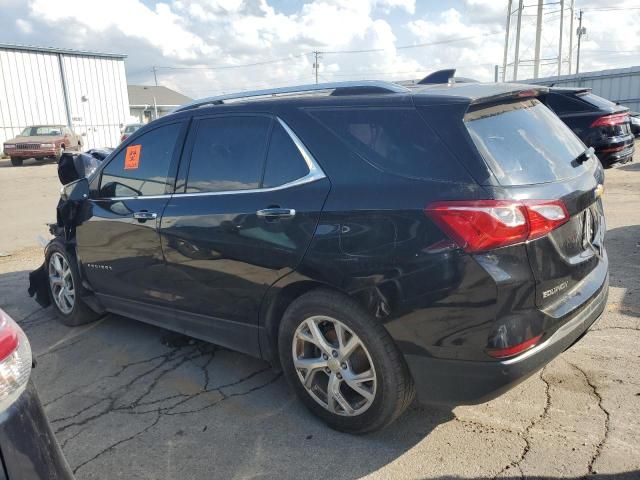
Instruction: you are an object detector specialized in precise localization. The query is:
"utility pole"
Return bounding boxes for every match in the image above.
[576,10,585,74]
[152,66,158,86]
[568,0,575,74]
[557,0,564,77]
[501,0,513,82]
[312,51,322,84]
[513,0,524,81]
[533,0,543,79]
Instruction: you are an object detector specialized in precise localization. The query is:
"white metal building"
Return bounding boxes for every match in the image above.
[0,43,129,150]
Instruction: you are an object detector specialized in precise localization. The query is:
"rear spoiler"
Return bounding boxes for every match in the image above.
[418,69,480,85]
[467,85,549,108]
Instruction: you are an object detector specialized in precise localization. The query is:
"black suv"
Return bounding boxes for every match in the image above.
[543,87,634,168]
[31,80,608,433]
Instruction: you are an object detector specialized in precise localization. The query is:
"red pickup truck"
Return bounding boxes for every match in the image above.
[3,125,82,166]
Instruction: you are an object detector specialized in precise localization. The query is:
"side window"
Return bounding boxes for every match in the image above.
[99,123,181,198]
[186,116,271,193]
[309,108,470,182]
[263,122,310,188]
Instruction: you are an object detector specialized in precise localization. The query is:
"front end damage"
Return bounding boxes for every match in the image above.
[27,152,101,309]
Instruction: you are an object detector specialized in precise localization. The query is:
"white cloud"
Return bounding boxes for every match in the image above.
[15,18,32,33]
[0,0,637,97]
[377,0,415,14]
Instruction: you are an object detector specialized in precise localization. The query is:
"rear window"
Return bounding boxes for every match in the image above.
[309,108,471,182]
[578,92,618,110]
[465,99,589,186]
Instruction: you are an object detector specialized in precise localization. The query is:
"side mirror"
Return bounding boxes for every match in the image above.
[60,177,89,202]
[58,152,100,185]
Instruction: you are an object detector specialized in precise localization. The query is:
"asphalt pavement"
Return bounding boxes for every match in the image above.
[0,149,638,479]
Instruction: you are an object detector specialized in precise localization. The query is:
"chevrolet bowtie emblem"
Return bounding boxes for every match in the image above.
[594,184,604,199]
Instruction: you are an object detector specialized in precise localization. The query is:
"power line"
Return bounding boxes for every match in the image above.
[322,31,502,55]
[153,52,310,71]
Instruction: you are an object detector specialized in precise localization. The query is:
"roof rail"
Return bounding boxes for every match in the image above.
[174,80,410,112]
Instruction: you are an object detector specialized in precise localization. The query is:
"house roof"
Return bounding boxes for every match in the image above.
[127,85,193,107]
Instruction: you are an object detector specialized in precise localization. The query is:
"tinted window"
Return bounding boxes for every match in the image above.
[186,116,271,193]
[578,92,618,111]
[263,122,309,188]
[546,93,592,114]
[100,123,181,197]
[465,99,588,186]
[309,108,469,182]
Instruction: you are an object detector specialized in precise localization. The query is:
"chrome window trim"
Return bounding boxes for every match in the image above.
[93,117,326,201]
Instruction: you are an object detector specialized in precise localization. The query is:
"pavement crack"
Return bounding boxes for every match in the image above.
[492,367,551,479]
[568,362,611,477]
[71,412,162,475]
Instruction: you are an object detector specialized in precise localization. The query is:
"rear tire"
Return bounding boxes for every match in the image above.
[10,157,23,166]
[278,289,415,434]
[46,242,100,327]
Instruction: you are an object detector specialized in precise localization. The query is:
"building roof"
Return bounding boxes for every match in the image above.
[0,42,126,59]
[128,85,193,107]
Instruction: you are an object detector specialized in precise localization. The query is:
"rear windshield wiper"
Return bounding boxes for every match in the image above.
[575,146,595,165]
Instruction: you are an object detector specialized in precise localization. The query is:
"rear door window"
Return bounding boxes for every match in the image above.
[263,122,310,188]
[309,108,471,182]
[465,99,589,186]
[186,116,271,193]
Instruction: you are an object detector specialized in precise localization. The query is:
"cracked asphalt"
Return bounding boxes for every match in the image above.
[0,148,639,480]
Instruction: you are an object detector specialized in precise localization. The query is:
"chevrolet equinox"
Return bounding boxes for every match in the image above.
[30,79,609,433]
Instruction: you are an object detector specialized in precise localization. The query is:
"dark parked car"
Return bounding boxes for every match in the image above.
[3,125,82,167]
[543,87,634,167]
[0,308,73,479]
[629,112,640,137]
[29,80,608,433]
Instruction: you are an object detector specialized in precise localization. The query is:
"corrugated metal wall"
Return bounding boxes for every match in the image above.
[0,46,129,150]
[528,66,640,112]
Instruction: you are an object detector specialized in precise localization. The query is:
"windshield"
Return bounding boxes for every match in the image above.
[124,125,140,134]
[465,99,589,185]
[20,126,64,136]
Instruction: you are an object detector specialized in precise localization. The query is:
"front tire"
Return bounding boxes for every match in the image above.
[279,289,415,434]
[46,242,99,326]
[10,157,23,166]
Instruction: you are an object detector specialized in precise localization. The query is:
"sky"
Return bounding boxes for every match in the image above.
[1,0,639,99]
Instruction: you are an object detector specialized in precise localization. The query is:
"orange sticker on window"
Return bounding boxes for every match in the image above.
[124,144,141,170]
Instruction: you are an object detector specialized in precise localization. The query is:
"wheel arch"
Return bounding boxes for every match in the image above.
[259,276,393,367]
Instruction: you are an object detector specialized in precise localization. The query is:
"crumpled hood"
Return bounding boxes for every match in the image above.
[4,135,62,144]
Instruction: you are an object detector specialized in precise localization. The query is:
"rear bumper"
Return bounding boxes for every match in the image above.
[0,380,73,480]
[405,274,608,405]
[594,138,634,167]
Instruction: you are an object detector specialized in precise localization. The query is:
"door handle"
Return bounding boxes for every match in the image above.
[256,208,296,219]
[133,211,158,222]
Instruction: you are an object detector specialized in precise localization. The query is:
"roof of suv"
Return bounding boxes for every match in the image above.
[172,80,548,115]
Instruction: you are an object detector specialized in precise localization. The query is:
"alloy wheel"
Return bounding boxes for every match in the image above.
[48,252,75,314]
[292,315,377,416]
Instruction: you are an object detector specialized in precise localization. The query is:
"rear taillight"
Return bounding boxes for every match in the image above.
[590,113,628,128]
[0,309,32,410]
[120,134,127,142]
[425,199,569,253]
[487,334,543,359]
